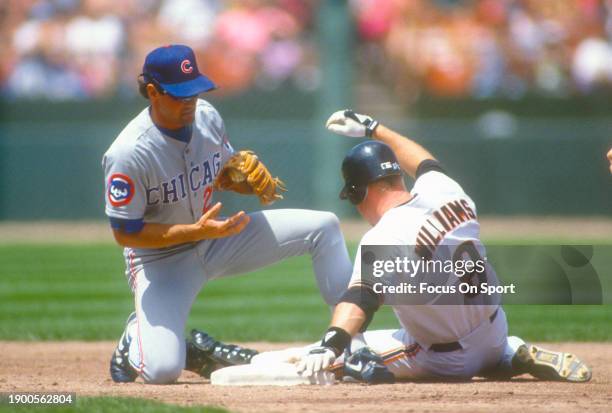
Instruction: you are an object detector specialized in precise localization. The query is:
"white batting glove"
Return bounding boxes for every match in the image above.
[326,109,379,138]
[296,346,337,377]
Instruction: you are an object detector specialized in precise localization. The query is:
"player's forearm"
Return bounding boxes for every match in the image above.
[373,124,435,178]
[112,223,203,249]
[330,302,367,337]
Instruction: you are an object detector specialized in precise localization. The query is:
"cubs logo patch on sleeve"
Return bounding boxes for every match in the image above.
[108,173,135,207]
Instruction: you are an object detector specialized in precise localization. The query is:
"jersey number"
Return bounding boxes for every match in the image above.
[202,186,213,214]
[452,241,487,298]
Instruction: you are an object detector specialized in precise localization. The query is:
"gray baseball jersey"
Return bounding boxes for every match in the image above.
[103,99,233,260]
[103,100,353,383]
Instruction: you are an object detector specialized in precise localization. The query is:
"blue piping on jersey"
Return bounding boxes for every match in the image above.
[109,217,145,233]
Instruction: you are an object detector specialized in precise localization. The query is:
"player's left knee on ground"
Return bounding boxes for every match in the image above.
[138,345,185,384]
[141,358,184,384]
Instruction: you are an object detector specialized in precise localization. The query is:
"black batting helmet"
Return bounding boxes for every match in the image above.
[340,140,402,205]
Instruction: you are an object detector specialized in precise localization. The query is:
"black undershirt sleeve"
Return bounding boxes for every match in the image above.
[415,159,445,179]
[340,285,382,333]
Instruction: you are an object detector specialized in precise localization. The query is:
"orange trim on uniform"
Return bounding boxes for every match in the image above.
[383,343,421,365]
[384,353,406,364]
[329,343,421,372]
[380,346,406,357]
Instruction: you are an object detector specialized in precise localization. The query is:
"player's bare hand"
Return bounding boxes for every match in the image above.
[296,346,336,377]
[192,202,250,240]
[326,109,379,138]
[607,148,612,174]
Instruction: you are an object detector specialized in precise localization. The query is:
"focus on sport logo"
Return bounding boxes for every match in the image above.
[181,59,193,74]
[108,173,135,207]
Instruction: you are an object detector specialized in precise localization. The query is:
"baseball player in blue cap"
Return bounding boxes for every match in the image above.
[102,45,353,384]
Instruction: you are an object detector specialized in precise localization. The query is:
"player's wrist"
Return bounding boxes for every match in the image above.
[369,122,388,140]
[364,119,379,138]
[183,223,206,242]
[319,326,352,357]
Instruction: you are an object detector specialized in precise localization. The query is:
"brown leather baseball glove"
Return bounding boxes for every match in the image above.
[214,150,286,205]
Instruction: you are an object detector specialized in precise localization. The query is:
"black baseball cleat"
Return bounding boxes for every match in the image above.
[512,344,592,382]
[186,329,258,378]
[109,312,139,383]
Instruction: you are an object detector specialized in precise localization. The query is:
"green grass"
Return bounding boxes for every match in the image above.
[0,396,227,413]
[0,243,610,342]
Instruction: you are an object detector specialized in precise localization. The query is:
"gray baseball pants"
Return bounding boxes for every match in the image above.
[122,209,352,384]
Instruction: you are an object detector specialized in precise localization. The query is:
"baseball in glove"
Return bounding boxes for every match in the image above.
[214,150,287,205]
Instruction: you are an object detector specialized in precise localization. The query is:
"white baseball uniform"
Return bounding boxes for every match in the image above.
[102,99,353,383]
[338,167,523,380]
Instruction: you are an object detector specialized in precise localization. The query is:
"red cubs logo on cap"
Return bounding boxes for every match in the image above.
[108,173,135,207]
[181,59,193,74]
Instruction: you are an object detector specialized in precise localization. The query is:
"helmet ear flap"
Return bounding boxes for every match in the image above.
[346,185,367,205]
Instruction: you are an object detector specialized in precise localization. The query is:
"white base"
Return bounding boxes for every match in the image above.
[210,362,336,386]
[251,347,309,365]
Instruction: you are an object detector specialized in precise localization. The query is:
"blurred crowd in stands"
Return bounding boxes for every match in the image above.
[354,0,612,99]
[3,0,612,100]
[1,0,318,100]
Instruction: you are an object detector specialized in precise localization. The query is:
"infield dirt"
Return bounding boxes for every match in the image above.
[1,341,610,413]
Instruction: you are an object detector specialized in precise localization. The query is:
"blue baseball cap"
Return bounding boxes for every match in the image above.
[142,45,216,98]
